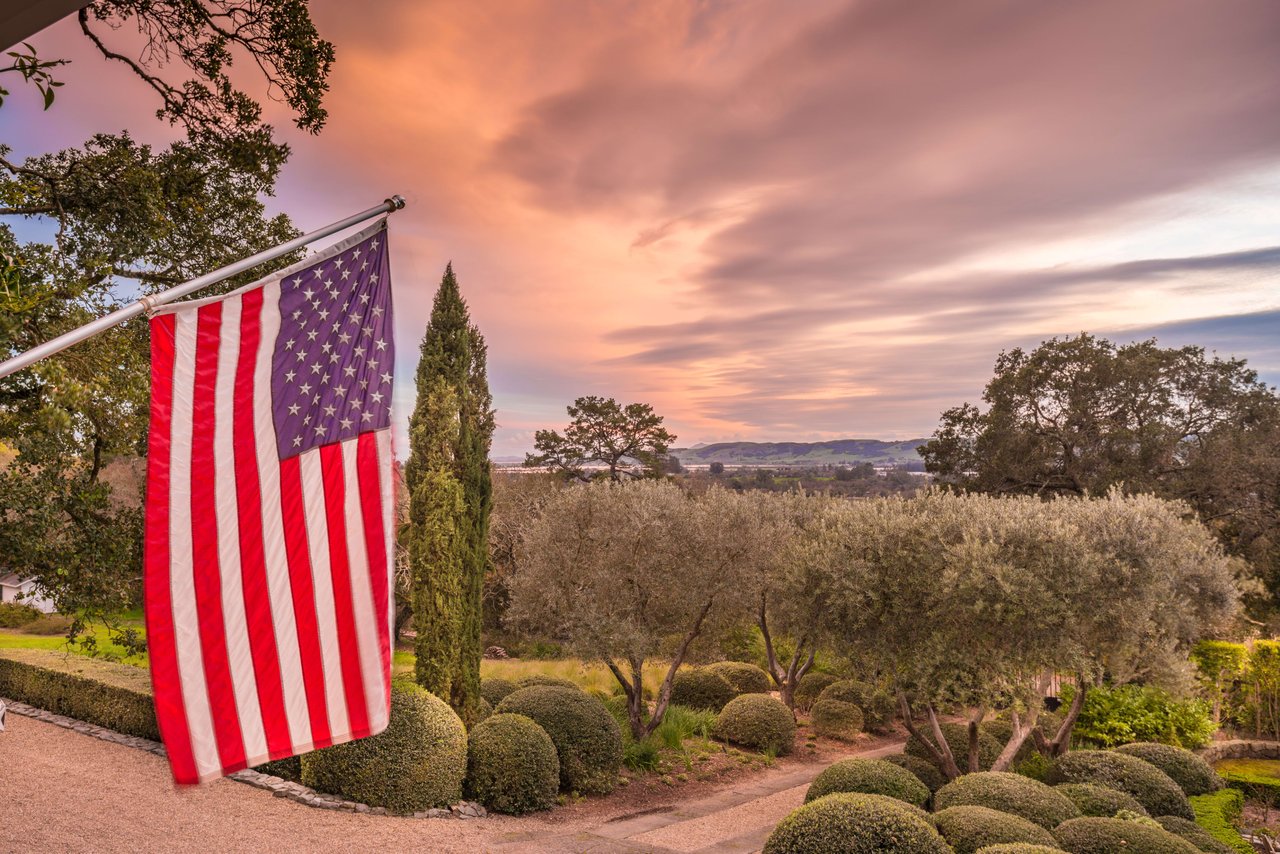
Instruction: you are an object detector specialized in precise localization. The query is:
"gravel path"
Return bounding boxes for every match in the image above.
[0,711,903,853]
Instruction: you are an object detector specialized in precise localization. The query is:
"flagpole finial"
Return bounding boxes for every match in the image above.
[386,195,406,211]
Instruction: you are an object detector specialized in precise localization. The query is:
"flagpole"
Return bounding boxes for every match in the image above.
[0,194,407,380]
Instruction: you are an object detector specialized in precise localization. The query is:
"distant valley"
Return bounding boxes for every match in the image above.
[670,439,926,466]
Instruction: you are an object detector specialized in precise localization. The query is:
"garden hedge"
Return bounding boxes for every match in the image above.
[934,771,1080,830]
[713,694,796,755]
[816,680,895,731]
[905,721,1002,773]
[670,667,739,712]
[1154,816,1237,854]
[481,677,518,707]
[0,602,39,628]
[1189,789,1254,854]
[252,755,302,782]
[810,698,864,741]
[793,672,840,712]
[515,674,581,691]
[932,805,1059,854]
[0,648,158,740]
[1113,742,1223,796]
[1053,782,1148,818]
[1045,749,1193,819]
[465,713,559,815]
[706,661,772,695]
[805,758,930,808]
[1052,816,1201,854]
[300,682,467,812]
[763,793,950,854]
[883,753,948,794]
[495,685,623,795]
[973,847,1064,854]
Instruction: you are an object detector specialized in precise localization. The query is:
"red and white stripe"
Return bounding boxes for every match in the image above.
[145,276,393,785]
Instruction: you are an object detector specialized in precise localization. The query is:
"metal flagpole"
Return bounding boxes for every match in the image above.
[0,194,407,380]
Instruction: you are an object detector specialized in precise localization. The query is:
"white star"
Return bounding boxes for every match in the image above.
[313,268,323,279]
[285,338,296,350]
[324,278,333,287]
[354,346,366,359]
[315,425,327,436]
[362,325,373,337]
[350,399,361,410]
[370,272,379,283]
[340,417,353,430]
[331,322,341,333]
[360,260,368,271]
[335,385,347,397]
[324,404,337,417]
[284,370,296,383]
[321,342,332,353]
[371,391,384,404]
[293,436,303,447]
[295,350,307,362]
[371,238,379,249]
[359,293,370,305]
[310,362,322,375]
[340,269,351,280]
[287,403,300,415]
[307,330,318,341]
[381,372,392,385]
[313,393,321,404]
[371,306,384,318]
[303,414,312,425]
[343,365,356,377]
[334,257,344,268]
[359,378,369,389]
[321,373,331,384]
[292,276,302,288]
[303,287,315,300]
[338,332,352,344]
[329,353,340,364]
[299,382,312,395]
[311,300,321,310]
[318,309,330,321]
[368,359,378,371]
[291,310,302,320]
[361,411,373,423]
[352,247,362,259]
[375,338,387,351]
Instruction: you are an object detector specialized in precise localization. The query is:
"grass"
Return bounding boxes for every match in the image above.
[1215,758,1280,781]
[0,613,149,665]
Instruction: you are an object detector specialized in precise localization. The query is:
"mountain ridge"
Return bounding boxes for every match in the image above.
[671,438,925,465]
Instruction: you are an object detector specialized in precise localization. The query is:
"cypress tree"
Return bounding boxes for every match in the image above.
[405,264,493,723]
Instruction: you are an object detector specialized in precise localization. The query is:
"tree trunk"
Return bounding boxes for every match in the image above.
[758,596,813,712]
[1033,674,1086,759]
[897,693,962,780]
[644,598,716,738]
[991,707,1041,772]
[966,710,987,773]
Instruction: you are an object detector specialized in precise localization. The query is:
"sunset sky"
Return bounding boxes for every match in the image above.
[7,0,1280,457]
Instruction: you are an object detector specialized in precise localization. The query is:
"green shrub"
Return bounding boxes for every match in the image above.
[905,721,1002,772]
[1052,816,1201,854]
[655,704,715,748]
[300,682,467,812]
[252,755,302,782]
[763,793,951,854]
[1113,742,1222,796]
[516,674,581,691]
[481,677,518,706]
[1063,684,1214,750]
[1189,789,1253,854]
[0,648,158,740]
[816,680,895,731]
[623,738,662,772]
[1013,752,1053,783]
[1154,816,1237,854]
[810,698,864,741]
[670,667,738,712]
[0,602,40,628]
[1046,749,1193,819]
[1054,782,1148,818]
[883,753,948,793]
[793,672,840,712]
[707,661,772,695]
[495,685,623,795]
[713,694,796,755]
[806,758,930,808]
[20,614,75,635]
[973,847,1065,854]
[935,771,1081,830]
[465,713,559,814]
[932,805,1059,854]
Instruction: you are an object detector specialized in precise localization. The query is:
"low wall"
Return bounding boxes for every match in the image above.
[1199,739,1280,763]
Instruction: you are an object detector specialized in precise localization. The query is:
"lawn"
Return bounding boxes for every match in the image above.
[0,609,148,664]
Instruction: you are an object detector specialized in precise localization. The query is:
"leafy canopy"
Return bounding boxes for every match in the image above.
[525,395,676,482]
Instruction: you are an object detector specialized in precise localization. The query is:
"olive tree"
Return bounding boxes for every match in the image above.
[506,480,764,739]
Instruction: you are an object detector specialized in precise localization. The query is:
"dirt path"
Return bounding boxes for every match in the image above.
[0,712,903,853]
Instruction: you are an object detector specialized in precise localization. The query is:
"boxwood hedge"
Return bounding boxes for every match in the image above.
[932,805,1059,854]
[883,753,948,794]
[1053,782,1148,818]
[935,771,1080,829]
[805,758,931,808]
[495,685,623,795]
[793,672,841,712]
[905,721,1002,773]
[763,793,951,854]
[1113,742,1223,796]
[465,713,559,815]
[810,698,864,742]
[515,674,581,691]
[1188,789,1254,854]
[706,661,773,695]
[973,847,1065,854]
[670,667,738,712]
[1046,750,1193,820]
[816,680,895,731]
[1154,815,1238,854]
[713,693,796,755]
[1052,816,1201,854]
[480,677,518,707]
[0,648,158,740]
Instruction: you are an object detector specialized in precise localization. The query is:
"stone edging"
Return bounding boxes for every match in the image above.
[0,697,486,820]
[1198,738,1280,764]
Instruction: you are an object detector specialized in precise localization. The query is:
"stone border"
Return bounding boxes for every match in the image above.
[1,697,486,820]
[1198,738,1280,764]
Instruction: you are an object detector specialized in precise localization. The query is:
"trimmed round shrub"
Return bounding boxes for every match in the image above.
[1114,742,1223,796]
[475,697,493,723]
[707,661,773,695]
[300,682,466,812]
[905,721,1002,772]
[805,758,931,808]
[764,792,951,854]
[1053,782,1148,818]
[974,847,1065,854]
[933,805,1059,854]
[810,698,864,741]
[817,680,895,731]
[1053,816,1201,854]
[671,667,738,712]
[794,672,841,712]
[883,753,948,793]
[481,676,518,707]
[1046,750,1193,820]
[516,674,581,691]
[1153,816,1237,854]
[713,693,796,755]
[495,685,623,795]
[935,771,1080,830]
[465,713,559,815]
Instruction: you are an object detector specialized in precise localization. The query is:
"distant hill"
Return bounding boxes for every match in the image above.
[671,439,926,466]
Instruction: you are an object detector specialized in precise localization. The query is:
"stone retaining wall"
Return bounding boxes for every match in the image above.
[1199,739,1280,763]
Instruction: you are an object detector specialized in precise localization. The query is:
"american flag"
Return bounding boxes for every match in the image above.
[144,220,395,784]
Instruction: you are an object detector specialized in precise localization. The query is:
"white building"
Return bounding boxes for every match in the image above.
[0,573,55,614]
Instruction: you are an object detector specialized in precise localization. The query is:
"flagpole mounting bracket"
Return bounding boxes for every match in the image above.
[385,194,406,211]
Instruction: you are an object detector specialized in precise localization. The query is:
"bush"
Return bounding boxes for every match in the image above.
[623,738,661,772]
[810,698,864,741]
[1154,816,1237,854]
[252,755,302,782]
[905,721,1002,772]
[713,694,796,755]
[495,685,623,795]
[793,672,840,712]
[805,758,930,808]
[1113,742,1223,796]
[481,677,518,706]
[973,847,1064,854]
[0,648,158,740]
[935,771,1081,829]
[884,753,948,793]
[465,713,559,814]
[516,674,581,691]
[1052,816,1201,854]
[1189,789,1254,854]
[932,805,1059,854]
[707,661,772,695]
[763,793,951,854]
[1064,683,1214,750]
[1054,782,1149,818]
[1046,749,1193,819]
[0,602,40,628]
[816,680,895,731]
[300,682,467,812]
[670,667,738,712]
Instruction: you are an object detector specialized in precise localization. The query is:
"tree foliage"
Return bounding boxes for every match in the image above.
[525,395,675,482]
